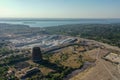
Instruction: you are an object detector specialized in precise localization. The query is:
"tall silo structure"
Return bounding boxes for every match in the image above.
[32,47,42,62]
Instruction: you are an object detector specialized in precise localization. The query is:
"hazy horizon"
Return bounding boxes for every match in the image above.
[0,0,120,18]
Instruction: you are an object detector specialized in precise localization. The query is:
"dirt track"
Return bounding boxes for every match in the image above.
[70,48,120,80]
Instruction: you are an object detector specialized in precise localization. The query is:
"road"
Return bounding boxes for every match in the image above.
[96,48,118,80]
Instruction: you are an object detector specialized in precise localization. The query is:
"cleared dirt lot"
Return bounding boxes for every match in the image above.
[105,53,120,63]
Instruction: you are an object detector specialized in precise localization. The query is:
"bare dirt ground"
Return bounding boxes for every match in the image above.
[70,48,120,80]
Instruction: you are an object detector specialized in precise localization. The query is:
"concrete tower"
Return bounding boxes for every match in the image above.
[32,47,42,62]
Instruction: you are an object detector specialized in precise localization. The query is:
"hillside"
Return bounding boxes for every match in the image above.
[0,23,120,80]
[45,24,120,47]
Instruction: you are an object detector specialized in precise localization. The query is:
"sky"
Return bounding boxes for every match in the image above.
[0,0,120,18]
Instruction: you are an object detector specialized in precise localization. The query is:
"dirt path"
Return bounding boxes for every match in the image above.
[97,48,118,80]
[70,48,120,80]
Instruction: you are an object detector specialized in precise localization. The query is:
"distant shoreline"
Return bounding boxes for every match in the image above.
[0,18,120,21]
[0,19,120,27]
